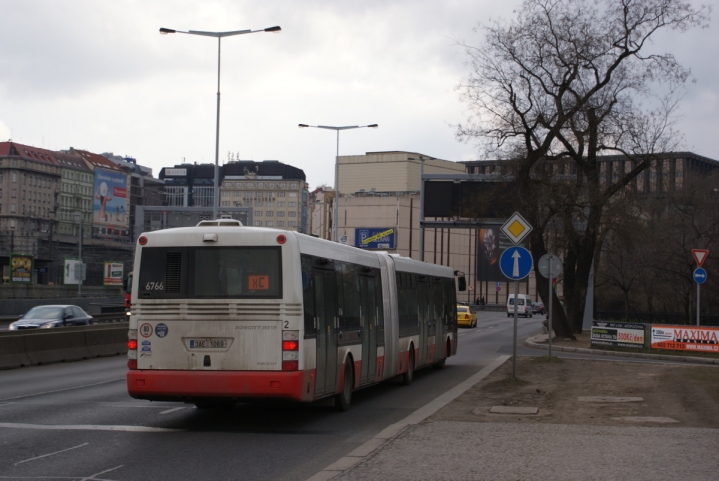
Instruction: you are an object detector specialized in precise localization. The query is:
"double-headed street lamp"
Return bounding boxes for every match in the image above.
[298,124,378,242]
[160,25,281,220]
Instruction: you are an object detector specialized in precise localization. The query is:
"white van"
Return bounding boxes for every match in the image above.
[507,294,533,318]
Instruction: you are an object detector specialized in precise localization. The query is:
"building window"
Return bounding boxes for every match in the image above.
[247,183,254,188]
[289,202,296,207]
[266,191,275,198]
[255,211,263,216]
[288,211,296,217]
[11,189,17,198]
[280,182,286,188]
[288,221,295,227]
[244,200,252,207]
[278,202,285,207]
[254,221,262,226]
[11,203,16,213]
[266,221,273,227]
[289,192,297,198]
[269,183,275,188]
[234,191,242,197]
[267,201,274,207]
[222,191,230,197]
[277,211,285,217]
[257,183,264,188]
[12,172,18,183]
[222,201,229,206]
[276,221,284,227]
[255,201,263,207]
[291,183,298,188]
[266,211,274,217]
[278,192,286,197]
[244,191,252,198]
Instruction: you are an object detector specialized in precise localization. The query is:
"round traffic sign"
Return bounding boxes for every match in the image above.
[694,268,708,284]
[538,254,562,278]
[499,246,533,280]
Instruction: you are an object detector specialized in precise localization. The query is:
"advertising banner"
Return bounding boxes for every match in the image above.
[651,325,719,353]
[9,254,33,284]
[355,228,396,249]
[93,168,129,239]
[104,262,124,286]
[591,321,645,349]
[477,228,519,282]
[63,259,83,285]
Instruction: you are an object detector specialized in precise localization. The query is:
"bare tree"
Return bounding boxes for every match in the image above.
[456,0,710,336]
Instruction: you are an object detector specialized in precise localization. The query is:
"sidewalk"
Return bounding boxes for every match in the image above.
[311,351,719,481]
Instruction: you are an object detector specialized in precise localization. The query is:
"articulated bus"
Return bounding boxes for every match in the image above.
[126,220,464,410]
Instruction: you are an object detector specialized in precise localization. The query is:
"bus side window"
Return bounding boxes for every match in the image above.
[301,255,316,337]
[337,262,360,329]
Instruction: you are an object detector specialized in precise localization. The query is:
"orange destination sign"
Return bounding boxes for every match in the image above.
[248,275,270,290]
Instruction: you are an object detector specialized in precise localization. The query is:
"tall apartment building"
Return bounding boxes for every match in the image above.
[221,160,308,233]
[0,142,61,281]
[53,151,93,240]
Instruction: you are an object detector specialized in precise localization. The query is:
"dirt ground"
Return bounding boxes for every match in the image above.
[430,356,719,428]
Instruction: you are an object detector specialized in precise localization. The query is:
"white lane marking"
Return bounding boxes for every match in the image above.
[0,403,13,408]
[0,378,126,402]
[14,442,89,466]
[159,407,186,415]
[80,464,124,481]
[0,422,180,433]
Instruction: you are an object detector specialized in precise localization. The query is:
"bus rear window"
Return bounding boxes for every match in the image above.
[138,246,282,299]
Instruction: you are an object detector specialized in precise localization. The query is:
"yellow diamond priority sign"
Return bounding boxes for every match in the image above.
[501,212,533,245]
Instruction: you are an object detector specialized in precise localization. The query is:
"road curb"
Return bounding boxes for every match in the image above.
[524,335,719,365]
[305,355,511,481]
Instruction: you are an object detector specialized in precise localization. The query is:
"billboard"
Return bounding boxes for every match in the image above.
[10,254,33,284]
[93,168,129,240]
[651,325,719,353]
[476,228,519,282]
[104,262,124,286]
[355,228,396,249]
[591,322,645,349]
[63,259,84,285]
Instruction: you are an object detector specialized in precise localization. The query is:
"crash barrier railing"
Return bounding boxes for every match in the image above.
[1,312,128,326]
[0,322,129,370]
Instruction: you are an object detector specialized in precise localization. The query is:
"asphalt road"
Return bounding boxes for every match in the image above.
[0,311,543,481]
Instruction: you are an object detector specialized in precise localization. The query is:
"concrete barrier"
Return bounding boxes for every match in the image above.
[0,333,32,369]
[85,325,128,358]
[0,323,128,370]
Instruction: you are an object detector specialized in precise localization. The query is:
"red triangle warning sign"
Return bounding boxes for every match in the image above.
[692,249,709,267]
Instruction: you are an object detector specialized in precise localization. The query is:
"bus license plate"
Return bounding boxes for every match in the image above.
[189,339,228,349]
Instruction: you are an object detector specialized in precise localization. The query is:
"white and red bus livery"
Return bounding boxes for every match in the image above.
[127,220,463,410]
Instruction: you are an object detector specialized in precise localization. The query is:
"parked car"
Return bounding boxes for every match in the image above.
[457,305,477,328]
[532,302,546,315]
[8,305,94,330]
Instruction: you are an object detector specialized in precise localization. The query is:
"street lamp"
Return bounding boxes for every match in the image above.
[298,124,378,242]
[160,25,281,220]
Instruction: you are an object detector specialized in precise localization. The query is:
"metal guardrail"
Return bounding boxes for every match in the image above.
[0,312,128,328]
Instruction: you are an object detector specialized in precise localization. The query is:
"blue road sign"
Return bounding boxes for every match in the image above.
[694,268,707,284]
[499,246,533,280]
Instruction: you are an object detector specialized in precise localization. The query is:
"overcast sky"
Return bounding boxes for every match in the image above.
[1,0,716,189]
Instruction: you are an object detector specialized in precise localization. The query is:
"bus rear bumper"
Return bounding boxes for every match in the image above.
[127,369,313,402]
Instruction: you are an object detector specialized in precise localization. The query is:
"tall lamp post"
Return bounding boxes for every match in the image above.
[298,124,378,242]
[160,25,281,220]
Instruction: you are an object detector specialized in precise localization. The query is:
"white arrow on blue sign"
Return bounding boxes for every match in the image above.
[694,267,707,284]
[499,246,533,280]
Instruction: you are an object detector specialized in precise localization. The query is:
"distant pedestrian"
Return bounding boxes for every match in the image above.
[475,297,480,305]
[481,296,485,306]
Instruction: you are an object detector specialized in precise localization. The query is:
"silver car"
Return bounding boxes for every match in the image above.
[9,305,94,330]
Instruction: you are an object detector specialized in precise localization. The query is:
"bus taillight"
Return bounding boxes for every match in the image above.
[127,329,138,370]
[282,330,299,370]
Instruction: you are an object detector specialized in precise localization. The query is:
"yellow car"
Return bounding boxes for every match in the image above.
[457,305,477,328]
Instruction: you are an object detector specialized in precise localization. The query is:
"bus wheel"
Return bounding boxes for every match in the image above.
[402,349,414,385]
[335,362,353,412]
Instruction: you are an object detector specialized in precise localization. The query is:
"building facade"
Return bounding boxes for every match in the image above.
[54,151,93,240]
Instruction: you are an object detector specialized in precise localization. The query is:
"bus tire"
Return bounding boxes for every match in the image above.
[335,361,353,412]
[402,348,414,385]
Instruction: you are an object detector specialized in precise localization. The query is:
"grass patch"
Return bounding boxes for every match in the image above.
[531,355,563,364]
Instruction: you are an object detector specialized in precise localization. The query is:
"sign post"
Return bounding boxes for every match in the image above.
[692,249,709,327]
[538,254,562,357]
[500,213,533,379]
